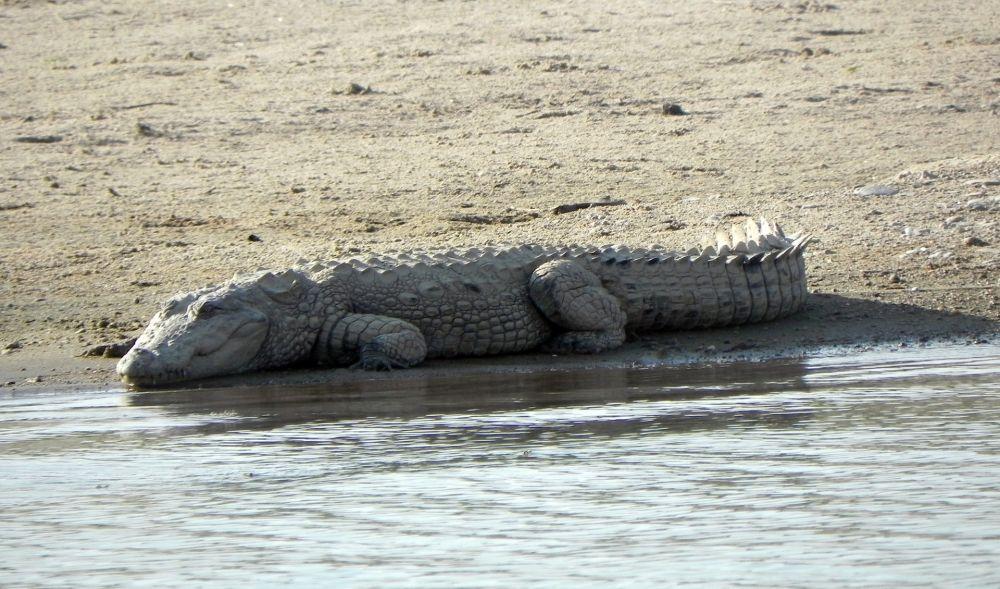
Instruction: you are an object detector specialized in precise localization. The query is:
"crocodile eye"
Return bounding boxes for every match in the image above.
[193,300,224,318]
[162,299,182,315]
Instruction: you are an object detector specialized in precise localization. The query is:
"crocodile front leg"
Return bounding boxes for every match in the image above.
[529,259,627,353]
[315,313,428,370]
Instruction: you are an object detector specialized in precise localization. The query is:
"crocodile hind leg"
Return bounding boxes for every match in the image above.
[529,259,627,353]
[315,313,427,370]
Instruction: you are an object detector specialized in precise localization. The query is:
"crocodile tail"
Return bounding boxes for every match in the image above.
[709,217,810,326]
[620,218,810,331]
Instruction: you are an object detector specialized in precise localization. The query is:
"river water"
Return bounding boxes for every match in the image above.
[1,344,998,588]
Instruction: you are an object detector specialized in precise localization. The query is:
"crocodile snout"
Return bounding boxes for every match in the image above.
[117,347,185,386]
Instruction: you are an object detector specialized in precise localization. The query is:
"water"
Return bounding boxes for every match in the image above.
[1,345,998,588]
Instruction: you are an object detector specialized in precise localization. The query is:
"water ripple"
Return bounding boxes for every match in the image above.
[0,344,998,587]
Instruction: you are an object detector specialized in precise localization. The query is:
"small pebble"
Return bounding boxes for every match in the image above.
[14,135,63,144]
[964,236,989,247]
[81,338,136,359]
[661,103,686,115]
[964,197,999,211]
[346,82,370,95]
[964,178,999,187]
[896,169,937,181]
[247,234,262,242]
[136,122,162,137]
[854,185,899,197]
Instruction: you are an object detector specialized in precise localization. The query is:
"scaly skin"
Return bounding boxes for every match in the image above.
[117,219,810,386]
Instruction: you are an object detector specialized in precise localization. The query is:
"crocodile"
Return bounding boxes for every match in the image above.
[117,218,810,386]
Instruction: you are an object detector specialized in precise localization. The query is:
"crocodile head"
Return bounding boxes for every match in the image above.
[118,270,318,387]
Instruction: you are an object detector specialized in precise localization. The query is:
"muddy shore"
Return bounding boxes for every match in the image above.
[1,0,997,391]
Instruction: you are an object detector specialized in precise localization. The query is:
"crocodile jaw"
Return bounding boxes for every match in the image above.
[117,316,268,387]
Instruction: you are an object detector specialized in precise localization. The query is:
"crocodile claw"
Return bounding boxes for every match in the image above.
[350,343,408,371]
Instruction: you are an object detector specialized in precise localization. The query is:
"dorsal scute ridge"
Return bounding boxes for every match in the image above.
[775,242,797,260]
[330,262,353,275]
[730,223,748,249]
[288,221,808,284]
[772,221,786,239]
[694,251,713,263]
[791,235,812,253]
[716,229,732,249]
[764,234,786,248]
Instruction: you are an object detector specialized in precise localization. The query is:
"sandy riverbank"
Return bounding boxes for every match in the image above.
[1,0,997,390]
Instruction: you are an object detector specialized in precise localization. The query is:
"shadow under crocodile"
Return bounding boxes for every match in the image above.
[124,292,998,394]
[121,293,999,437]
[127,354,820,442]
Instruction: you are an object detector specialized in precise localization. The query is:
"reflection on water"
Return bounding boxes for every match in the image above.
[1,345,998,587]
